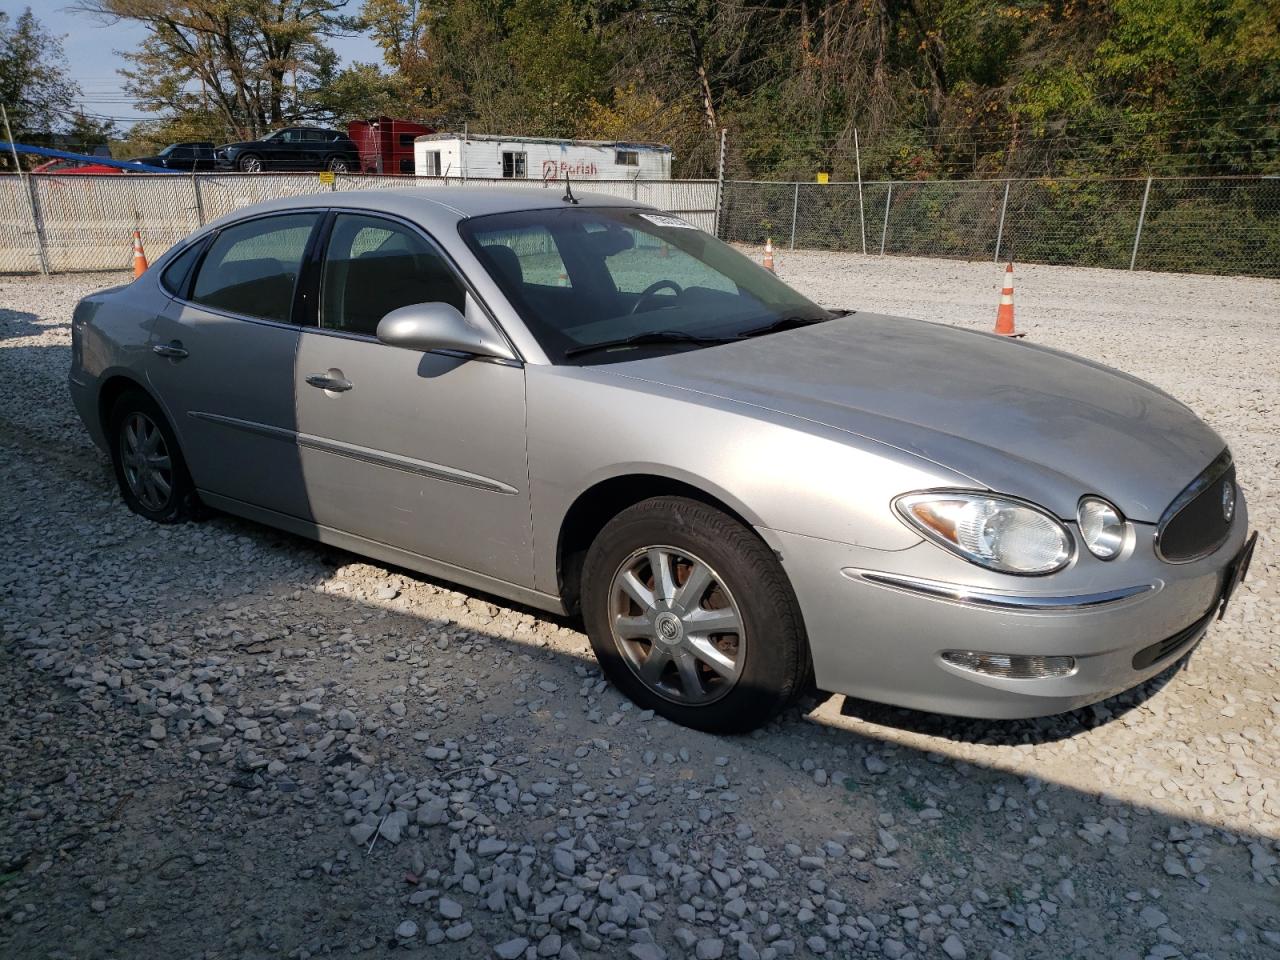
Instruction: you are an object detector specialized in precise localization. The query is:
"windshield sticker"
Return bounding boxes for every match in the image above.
[638,213,696,229]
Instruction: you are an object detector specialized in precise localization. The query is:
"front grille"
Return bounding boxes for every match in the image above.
[1157,450,1235,563]
[1132,608,1214,670]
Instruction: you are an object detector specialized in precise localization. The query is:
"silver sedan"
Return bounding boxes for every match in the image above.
[69,189,1256,732]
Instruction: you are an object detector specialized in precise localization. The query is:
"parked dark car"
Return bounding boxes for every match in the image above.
[214,127,360,173]
[131,142,216,171]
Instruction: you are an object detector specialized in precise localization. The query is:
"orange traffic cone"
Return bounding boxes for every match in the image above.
[763,237,775,272]
[132,229,149,278]
[994,262,1023,337]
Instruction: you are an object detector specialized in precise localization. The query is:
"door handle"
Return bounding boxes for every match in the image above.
[152,341,188,360]
[306,373,353,393]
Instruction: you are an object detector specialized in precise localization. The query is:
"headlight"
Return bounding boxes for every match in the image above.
[895,492,1072,575]
[1077,497,1127,560]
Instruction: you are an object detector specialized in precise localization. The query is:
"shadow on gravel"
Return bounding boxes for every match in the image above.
[0,307,48,341]
[836,659,1187,745]
[2,321,1276,959]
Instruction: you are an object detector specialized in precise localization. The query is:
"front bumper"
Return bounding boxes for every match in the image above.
[762,498,1252,719]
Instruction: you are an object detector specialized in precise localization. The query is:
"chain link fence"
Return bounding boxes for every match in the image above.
[0,173,720,274]
[3,171,1277,278]
[722,175,1280,278]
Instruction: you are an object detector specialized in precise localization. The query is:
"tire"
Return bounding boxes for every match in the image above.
[326,155,350,173]
[237,153,263,173]
[107,390,199,524]
[581,496,812,733]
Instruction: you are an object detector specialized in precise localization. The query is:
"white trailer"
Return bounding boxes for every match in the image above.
[413,134,672,181]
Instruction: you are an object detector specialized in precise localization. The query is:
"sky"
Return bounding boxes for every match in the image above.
[3,1,383,127]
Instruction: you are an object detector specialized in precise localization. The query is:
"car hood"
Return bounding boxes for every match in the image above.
[601,314,1225,522]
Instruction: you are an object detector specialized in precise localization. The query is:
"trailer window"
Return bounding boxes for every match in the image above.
[615,150,639,166]
[421,150,442,176]
[502,151,527,178]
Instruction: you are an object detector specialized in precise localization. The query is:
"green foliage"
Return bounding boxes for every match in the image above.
[0,7,79,137]
[73,0,1280,179]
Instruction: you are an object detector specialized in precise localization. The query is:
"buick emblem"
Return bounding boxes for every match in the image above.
[1222,481,1236,522]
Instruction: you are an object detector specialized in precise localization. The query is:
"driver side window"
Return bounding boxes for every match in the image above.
[602,228,737,295]
[321,213,467,337]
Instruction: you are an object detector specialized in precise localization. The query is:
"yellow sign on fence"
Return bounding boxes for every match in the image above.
[816,172,830,184]
[318,170,336,186]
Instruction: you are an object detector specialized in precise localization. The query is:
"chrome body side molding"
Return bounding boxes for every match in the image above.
[188,411,518,495]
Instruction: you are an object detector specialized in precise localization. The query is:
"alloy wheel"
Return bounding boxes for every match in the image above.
[119,412,173,512]
[608,545,746,705]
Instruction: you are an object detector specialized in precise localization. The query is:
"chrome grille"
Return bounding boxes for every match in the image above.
[1156,450,1235,563]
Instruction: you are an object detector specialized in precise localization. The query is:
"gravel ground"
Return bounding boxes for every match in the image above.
[1,255,1277,960]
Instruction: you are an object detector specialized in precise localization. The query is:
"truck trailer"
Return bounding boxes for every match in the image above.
[413,134,672,181]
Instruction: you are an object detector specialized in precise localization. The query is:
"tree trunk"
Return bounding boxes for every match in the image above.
[688,29,718,132]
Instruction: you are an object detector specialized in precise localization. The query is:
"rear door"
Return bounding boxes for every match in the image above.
[292,211,533,586]
[148,211,322,519]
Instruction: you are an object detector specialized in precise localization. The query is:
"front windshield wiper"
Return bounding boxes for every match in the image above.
[739,312,843,339]
[564,330,741,359]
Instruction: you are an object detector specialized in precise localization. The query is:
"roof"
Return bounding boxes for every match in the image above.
[202,186,652,231]
[414,133,672,153]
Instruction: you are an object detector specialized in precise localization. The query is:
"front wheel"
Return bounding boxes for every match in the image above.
[581,496,811,733]
[237,153,263,173]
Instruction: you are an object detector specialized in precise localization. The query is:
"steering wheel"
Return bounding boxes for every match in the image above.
[630,279,684,314]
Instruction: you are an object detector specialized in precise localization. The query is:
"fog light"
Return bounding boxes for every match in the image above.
[942,650,1076,679]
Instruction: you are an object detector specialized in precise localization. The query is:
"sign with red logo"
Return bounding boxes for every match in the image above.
[542,158,598,181]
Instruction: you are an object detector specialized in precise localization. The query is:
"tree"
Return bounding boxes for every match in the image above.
[361,0,429,69]
[72,0,362,138]
[301,49,411,125]
[0,8,80,139]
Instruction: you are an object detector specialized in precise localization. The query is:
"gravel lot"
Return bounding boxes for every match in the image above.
[2,254,1277,960]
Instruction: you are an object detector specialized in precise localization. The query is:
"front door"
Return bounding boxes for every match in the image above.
[293,212,532,587]
[148,211,321,519]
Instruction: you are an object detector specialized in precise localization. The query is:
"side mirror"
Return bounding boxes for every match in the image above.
[376,298,512,359]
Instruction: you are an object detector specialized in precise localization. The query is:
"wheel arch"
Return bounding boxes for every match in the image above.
[555,472,763,615]
[97,373,190,466]
[97,372,153,440]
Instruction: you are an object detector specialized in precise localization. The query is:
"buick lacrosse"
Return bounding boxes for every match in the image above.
[69,188,1256,732]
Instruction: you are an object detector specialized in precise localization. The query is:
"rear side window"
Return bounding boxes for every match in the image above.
[160,238,207,297]
[321,213,466,337]
[190,214,318,323]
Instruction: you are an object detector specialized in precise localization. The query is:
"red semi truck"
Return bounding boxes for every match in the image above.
[347,117,435,175]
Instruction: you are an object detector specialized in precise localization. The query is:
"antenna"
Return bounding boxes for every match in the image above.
[562,171,578,205]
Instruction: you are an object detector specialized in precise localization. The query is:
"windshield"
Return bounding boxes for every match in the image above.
[459,207,830,364]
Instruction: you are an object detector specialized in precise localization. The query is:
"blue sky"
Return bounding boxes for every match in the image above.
[4,1,383,126]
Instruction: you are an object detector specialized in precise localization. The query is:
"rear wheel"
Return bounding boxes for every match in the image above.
[326,155,350,173]
[581,496,811,732]
[108,390,198,523]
